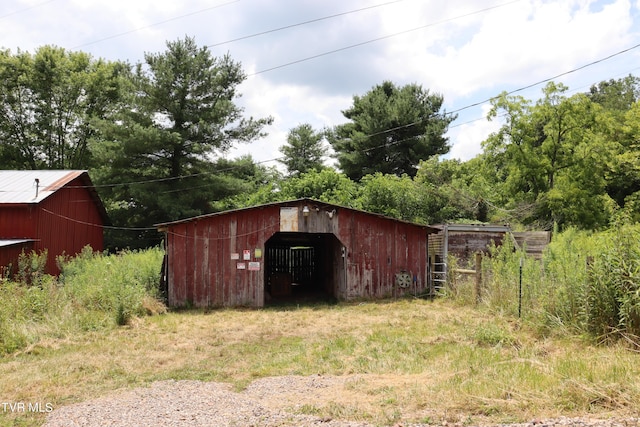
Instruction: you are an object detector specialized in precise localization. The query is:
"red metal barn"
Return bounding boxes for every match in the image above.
[157,199,438,308]
[0,170,108,276]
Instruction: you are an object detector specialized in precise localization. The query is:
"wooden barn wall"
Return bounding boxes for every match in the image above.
[447,231,506,264]
[336,212,428,300]
[282,203,429,301]
[37,177,105,275]
[166,206,280,308]
[166,201,429,308]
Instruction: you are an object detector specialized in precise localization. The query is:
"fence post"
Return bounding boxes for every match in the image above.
[475,252,482,304]
[518,257,523,318]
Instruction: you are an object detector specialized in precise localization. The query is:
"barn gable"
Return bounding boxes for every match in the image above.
[0,170,108,276]
[157,199,438,308]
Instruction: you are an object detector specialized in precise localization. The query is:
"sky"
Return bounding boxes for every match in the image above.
[1,0,639,168]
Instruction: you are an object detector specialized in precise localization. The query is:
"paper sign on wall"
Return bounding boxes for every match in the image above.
[254,248,262,258]
[236,262,246,270]
[248,262,261,271]
[243,250,251,260]
[231,253,240,260]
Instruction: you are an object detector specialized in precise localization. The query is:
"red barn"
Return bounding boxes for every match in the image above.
[157,199,438,308]
[0,170,108,276]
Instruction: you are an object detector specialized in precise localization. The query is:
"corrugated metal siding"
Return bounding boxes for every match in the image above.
[0,172,105,275]
[35,176,105,274]
[164,200,431,308]
[0,205,37,237]
[0,240,35,277]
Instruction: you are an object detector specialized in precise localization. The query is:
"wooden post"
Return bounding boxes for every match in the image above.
[475,252,482,304]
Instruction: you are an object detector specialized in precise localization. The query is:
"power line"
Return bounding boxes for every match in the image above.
[0,0,58,20]
[41,208,156,231]
[59,66,634,194]
[349,43,640,143]
[71,0,240,50]
[249,0,523,76]
[71,0,406,52]
[46,48,640,192]
[41,67,637,230]
[448,42,640,115]
[207,0,408,48]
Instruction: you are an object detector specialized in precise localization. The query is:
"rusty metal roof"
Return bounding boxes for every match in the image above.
[0,170,86,204]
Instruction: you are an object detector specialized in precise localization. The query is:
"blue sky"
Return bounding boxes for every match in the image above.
[2,0,639,166]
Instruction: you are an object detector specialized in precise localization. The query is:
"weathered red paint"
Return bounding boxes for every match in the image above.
[0,171,107,275]
[159,199,438,308]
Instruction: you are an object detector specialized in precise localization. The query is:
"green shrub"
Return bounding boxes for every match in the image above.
[17,249,49,286]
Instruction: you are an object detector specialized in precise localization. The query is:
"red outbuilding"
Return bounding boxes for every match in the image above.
[0,170,108,276]
[157,198,438,308]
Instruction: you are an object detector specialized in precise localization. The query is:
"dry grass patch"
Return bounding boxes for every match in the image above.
[1,299,639,426]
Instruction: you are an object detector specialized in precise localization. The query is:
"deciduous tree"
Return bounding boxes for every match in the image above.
[0,46,125,169]
[484,82,612,229]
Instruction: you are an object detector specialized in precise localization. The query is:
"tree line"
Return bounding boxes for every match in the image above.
[1,37,639,249]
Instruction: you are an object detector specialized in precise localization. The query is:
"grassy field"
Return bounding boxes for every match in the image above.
[1,298,639,427]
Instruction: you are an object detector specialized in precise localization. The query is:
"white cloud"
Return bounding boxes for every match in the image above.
[1,0,639,166]
[447,104,501,161]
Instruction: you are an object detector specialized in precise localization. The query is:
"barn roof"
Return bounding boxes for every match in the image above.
[0,170,85,204]
[156,198,439,234]
[0,170,110,224]
[0,239,36,248]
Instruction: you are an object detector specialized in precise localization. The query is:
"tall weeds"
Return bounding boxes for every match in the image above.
[586,222,640,343]
[0,247,165,354]
[450,222,640,346]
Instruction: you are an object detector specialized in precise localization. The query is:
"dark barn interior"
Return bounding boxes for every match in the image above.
[264,232,344,304]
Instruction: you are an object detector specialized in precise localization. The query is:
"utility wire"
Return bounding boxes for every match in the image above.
[207,0,408,48]
[250,0,523,76]
[0,0,58,20]
[71,0,240,50]
[51,46,640,192]
[347,43,640,143]
[58,64,636,195]
[41,208,156,231]
[448,42,640,115]
[42,61,636,231]
[71,0,406,51]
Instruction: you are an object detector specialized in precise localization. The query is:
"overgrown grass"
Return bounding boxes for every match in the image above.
[448,221,640,346]
[2,230,640,426]
[0,246,165,356]
[1,300,638,427]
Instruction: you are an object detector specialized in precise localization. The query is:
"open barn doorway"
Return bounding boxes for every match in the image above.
[264,232,345,305]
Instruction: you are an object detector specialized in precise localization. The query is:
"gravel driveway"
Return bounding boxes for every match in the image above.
[44,375,639,427]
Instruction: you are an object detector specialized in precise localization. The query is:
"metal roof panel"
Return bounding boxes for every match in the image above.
[0,239,36,248]
[0,170,86,204]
